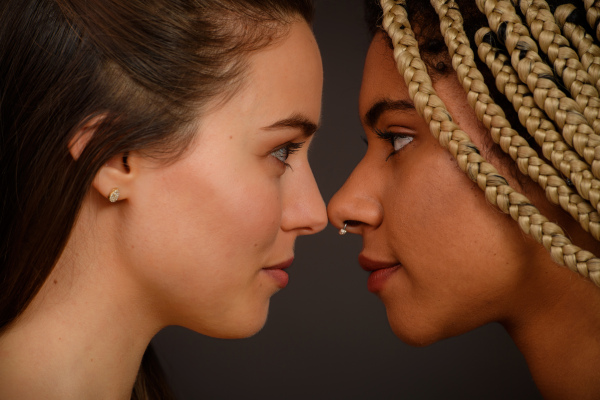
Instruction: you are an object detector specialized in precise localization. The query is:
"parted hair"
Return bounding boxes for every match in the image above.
[0,0,313,398]
[366,0,600,288]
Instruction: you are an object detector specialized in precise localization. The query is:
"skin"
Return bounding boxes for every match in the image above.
[328,31,600,399]
[0,20,326,399]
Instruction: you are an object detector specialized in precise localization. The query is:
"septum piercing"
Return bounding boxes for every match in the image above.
[339,222,348,236]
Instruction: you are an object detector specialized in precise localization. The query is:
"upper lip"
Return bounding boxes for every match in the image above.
[264,257,294,270]
[358,254,400,271]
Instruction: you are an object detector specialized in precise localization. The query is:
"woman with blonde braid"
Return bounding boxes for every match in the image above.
[0,0,326,398]
[328,0,600,398]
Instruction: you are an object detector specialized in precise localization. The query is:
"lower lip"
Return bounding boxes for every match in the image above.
[367,265,400,293]
[263,269,289,289]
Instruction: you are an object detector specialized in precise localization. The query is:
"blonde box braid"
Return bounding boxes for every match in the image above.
[475,31,600,228]
[479,0,600,179]
[555,3,600,96]
[379,0,600,286]
[430,0,600,241]
[515,0,600,133]
[583,0,600,41]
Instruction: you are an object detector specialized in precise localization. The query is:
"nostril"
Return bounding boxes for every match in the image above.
[338,220,361,235]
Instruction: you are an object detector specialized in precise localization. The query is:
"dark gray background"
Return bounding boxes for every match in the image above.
[153,1,542,398]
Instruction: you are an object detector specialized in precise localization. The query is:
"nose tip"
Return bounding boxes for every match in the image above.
[303,195,328,235]
[286,164,329,236]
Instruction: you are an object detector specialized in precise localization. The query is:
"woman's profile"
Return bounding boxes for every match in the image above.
[328,0,600,398]
[0,0,326,398]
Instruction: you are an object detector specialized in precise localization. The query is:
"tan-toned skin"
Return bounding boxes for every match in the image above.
[328,32,600,399]
[0,21,326,400]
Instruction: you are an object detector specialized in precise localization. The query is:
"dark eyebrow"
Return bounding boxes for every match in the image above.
[364,98,416,128]
[262,114,319,138]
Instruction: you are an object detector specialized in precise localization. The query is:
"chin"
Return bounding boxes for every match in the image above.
[385,308,457,347]
[215,320,268,339]
[199,302,271,339]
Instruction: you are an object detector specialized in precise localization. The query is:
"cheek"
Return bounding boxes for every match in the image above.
[385,148,525,287]
[381,165,519,343]
[386,151,473,245]
[118,159,284,310]
[153,160,281,251]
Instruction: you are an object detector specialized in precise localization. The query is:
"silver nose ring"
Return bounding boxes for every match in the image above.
[339,222,348,235]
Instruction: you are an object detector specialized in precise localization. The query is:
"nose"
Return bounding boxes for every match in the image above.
[327,157,383,235]
[281,162,328,235]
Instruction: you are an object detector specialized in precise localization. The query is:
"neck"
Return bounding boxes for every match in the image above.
[505,269,600,400]
[0,197,163,399]
[0,273,158,400]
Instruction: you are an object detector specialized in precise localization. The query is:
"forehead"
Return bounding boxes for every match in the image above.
[238,20,322,124]
[358,32,475,132]
[359,32,411,118]
[198,20,322,136]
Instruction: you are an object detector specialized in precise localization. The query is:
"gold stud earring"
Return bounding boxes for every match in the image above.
[108,188,120,203]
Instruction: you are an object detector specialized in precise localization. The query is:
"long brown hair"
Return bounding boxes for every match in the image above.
[0,0,313,398]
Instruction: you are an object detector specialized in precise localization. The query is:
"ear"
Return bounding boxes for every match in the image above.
[92,152,134,202]
[68,115,134,202]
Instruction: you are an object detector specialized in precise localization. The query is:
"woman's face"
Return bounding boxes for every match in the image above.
[118,21,326,338]
[327,32,552,345]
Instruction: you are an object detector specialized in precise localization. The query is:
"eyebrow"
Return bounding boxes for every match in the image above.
[262,114,319,138]
[364,98,416,128]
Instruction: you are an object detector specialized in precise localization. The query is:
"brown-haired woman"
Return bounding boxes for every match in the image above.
[328,0,600,398]
[0,0,326,398]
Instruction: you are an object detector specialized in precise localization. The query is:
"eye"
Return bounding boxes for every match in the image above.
[270,141,304,169]
[375,129,414,160]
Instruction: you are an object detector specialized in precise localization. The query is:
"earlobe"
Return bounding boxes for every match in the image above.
[92,152,134,202]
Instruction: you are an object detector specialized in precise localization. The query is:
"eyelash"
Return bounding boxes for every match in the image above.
[270,141,305,169]
[374,129,414,161]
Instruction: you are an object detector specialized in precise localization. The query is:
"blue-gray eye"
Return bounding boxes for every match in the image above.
[271,147,289,163]
[270,142,304,167]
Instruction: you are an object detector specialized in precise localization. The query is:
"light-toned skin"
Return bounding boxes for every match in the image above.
[0,21,326,400]
[328,32,600,399]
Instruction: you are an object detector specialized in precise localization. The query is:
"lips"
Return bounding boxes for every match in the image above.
[263,258,294,289]
[358,254,401,293]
